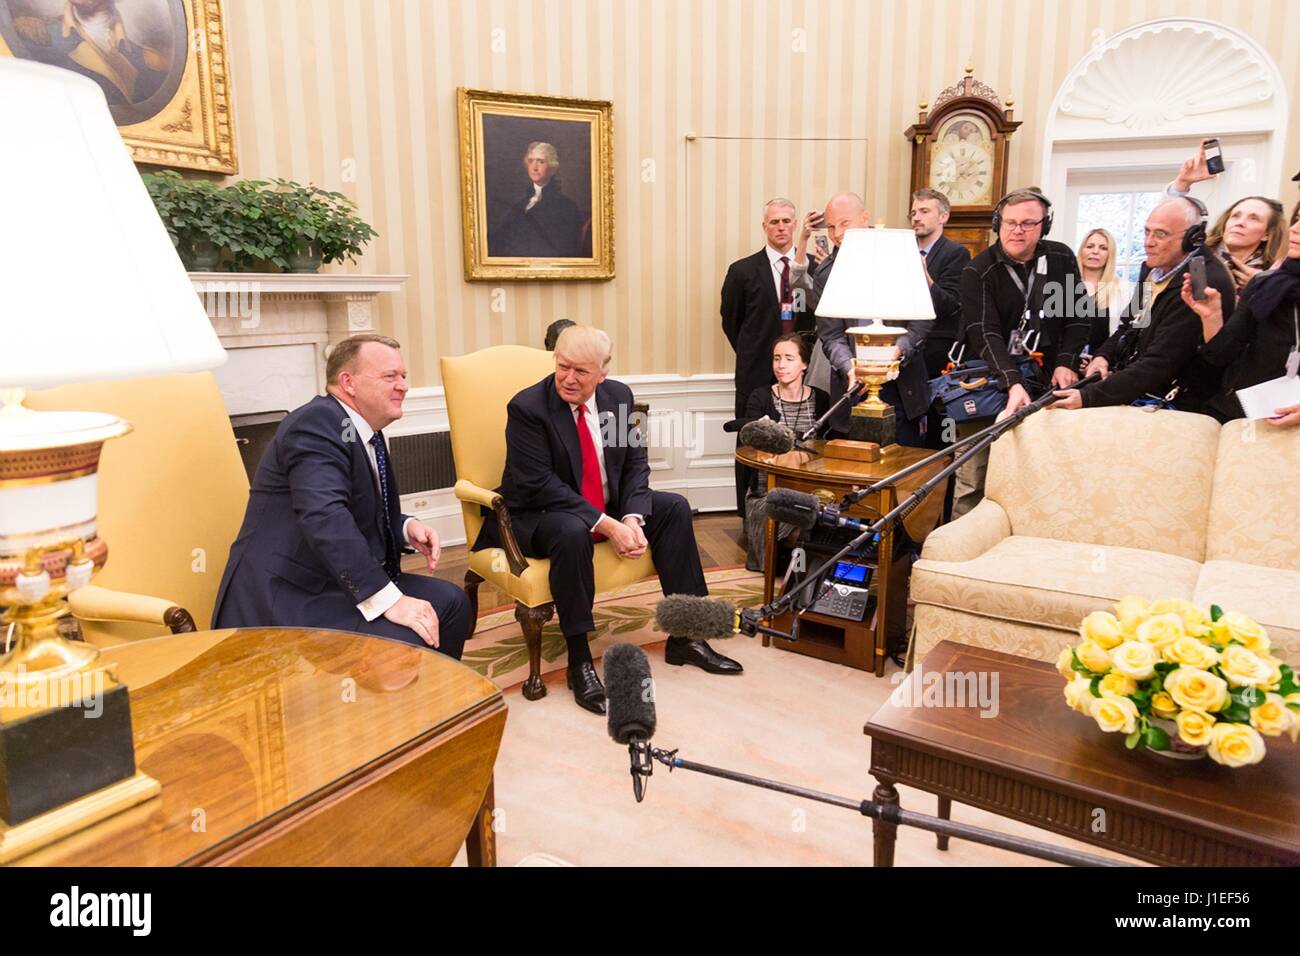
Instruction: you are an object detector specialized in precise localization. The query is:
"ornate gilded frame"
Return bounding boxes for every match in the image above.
[0,0,237,173]
[457,87,613,281]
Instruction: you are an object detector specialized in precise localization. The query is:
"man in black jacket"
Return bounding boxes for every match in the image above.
[720,198,815,511]
[912,189,972,378]
[488,142,588,258]
[475,325,741,716]
[1053,197,1235,411]
[951,188,1086,516]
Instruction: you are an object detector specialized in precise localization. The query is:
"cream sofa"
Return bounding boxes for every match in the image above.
[912,407,1300,665]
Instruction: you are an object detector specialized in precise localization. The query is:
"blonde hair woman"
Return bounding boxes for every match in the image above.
[1076,228,1129,352]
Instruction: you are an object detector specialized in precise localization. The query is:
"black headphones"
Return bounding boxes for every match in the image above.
[992,188,1053,237]
[1181,195,1210,253]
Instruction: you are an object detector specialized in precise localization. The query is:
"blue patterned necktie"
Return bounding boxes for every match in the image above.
[370,431,400,580]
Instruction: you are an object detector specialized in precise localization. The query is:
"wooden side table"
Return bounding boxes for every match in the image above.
[7,628,507,867]
[865,641,1300,866]
[737,441,948,676]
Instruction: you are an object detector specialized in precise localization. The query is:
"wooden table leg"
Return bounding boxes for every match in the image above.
[872,780,899,867]
[936,795,951,851]
[464,776,496,868]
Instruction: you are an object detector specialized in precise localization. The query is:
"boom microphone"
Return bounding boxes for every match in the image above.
[765,488,875,536]
[603,643,658,802]
[738,417,795,455]
[654,594,738,641]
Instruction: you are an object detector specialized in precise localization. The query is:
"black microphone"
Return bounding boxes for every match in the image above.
[765,487,876,537]
[654,594,738,641]
[738,416,795,455]
[603,643,658,802]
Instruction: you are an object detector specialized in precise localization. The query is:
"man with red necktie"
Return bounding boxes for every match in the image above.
[474,325,742,715]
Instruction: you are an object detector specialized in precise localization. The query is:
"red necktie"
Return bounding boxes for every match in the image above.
[575,405,607,541]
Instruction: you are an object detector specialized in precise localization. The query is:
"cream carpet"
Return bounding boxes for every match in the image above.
[458,631,1134,867]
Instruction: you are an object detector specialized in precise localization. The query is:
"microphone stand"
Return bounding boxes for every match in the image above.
[839,372,1100,508]
[639,746,1127,867]
[798,380,871,443]
[741,381,1088,641]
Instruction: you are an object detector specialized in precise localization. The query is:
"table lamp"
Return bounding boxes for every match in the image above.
[814,228,935,447]
[0,58,226,857]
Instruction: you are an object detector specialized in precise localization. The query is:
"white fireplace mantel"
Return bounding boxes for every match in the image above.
[191,271,408,416]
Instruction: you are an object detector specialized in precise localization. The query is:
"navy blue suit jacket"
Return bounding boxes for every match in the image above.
[213,395,408,628]
[473,375,651,552]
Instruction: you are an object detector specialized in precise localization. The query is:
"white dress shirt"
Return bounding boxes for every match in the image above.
[765,245,797,306]
[332,396,415,621]
[569,393,643,531]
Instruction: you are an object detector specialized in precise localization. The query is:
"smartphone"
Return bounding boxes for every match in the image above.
[1188,256,1208,300]
[814,232,831,257]
[1203,138,1225,176]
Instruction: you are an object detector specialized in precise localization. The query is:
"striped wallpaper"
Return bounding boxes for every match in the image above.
[222,0,1300,387]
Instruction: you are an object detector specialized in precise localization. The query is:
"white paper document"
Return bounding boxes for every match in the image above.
[1235,375,1300,420]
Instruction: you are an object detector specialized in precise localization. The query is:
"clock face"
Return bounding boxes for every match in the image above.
[929,113,995,206]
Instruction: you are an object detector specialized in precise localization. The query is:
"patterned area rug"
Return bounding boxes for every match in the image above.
[461,567,764,689]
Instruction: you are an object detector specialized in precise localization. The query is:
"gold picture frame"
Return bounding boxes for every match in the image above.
[457,87,613,281]
[0,0,237,174]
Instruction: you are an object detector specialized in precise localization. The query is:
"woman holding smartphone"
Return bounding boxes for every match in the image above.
[1203,196,1288,292]
[1180,216,1300,425]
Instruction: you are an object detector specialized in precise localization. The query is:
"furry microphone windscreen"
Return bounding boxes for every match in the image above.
[738,416,795,454]
[654,594,738,641]
[603,643,657,744]
[764,487,820,530]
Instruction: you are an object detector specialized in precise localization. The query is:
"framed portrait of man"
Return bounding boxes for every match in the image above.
[0,0,236,173]
[458,87,613,281]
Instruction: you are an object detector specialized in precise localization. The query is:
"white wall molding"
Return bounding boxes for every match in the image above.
[396,372,740,546]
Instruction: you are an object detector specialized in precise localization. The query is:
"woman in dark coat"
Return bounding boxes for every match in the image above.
[742,333,830,570]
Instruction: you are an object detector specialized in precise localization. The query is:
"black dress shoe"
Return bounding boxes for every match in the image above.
[566,662,607,715]
[664,637,743,674]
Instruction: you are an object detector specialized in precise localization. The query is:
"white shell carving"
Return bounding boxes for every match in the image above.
[1060,22,1273,132]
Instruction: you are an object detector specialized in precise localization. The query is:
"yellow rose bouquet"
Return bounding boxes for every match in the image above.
[1059,599,1299,767]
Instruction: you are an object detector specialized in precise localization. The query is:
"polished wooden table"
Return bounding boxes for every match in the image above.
[737,441,948,675]
[865,641,1300,866]
[10,628,507,866]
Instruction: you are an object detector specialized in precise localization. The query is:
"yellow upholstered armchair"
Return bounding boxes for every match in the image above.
[441,346,656,700]
[25,372,249,645]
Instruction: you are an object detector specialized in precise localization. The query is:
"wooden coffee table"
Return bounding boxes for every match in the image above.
[864,641,1300,867]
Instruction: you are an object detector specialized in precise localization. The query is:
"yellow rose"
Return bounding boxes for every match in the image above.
[1150,691,1179,720]
[1080,611,1124,650]
[1136,613,1185,650]
[1075,640,1112,674]
[1174,709,1216,747]
[1056,647,1077,680]
[1207,723,1266,768]
[1219,645,1273,688]
[1259,656,1284,692]
[1089,695,1139,734]
[1161,635,1219,670]
[1063,677,1093,714]
[1099,672,1137,699]
[1163,667,1229,713]
[1114,595,1149,627]
[1149,598,1211,634]
[1110,641,1158,681]
[1212,611,1270,654]
[1250,694,1295,738]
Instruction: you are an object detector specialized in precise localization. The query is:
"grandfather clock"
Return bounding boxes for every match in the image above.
[905,67,1020,258]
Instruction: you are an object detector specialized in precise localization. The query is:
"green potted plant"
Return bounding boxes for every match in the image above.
[259,179,378,273]
[142,172,284,272]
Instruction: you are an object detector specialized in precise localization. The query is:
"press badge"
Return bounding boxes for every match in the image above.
[1036,255,1048,275]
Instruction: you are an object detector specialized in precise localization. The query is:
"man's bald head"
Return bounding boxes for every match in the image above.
[823,192,870,247]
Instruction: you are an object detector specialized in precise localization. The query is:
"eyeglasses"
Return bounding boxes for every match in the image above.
[1142,228,1178,241]
[1001,219,1044,233]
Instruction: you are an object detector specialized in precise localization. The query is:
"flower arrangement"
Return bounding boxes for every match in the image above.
[1059,598,1298,766]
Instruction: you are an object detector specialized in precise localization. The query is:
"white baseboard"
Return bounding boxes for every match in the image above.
[398,372,740,546]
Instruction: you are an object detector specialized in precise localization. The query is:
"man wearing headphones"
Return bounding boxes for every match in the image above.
[951,187,1087,517]
[1053,196,1235,411]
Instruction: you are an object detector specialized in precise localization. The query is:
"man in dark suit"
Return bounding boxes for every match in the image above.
[720,198,816,512]
[213,334,470,658]
[488,142,588,258]
[474,325,741,715]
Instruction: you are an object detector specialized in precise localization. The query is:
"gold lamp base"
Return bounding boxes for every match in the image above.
[0,772,160,864]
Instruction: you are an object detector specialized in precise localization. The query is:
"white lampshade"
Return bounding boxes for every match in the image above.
[814,228,936,323]
[0,58,225,390]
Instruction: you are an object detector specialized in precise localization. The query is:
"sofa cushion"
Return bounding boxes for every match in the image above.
[1193,560,1300,660]
[984,407,1220,563]
[1206,419,1300,572]
[912,535,1203,632]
